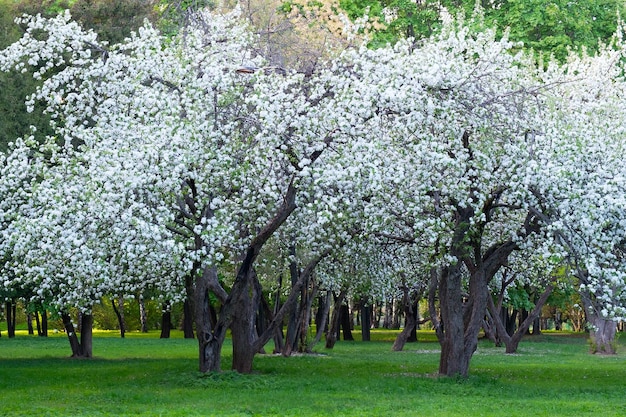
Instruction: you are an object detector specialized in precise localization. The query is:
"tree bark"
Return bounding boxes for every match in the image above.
[195,265,227,373]
[230,269,260,374]
[588,314,618,354]
[80,314,93,358]
[111,297,125,338]
[183,299,195,338]
[6,300,16,338]
[340,304,354,341]
[61,312,92,358]
[62,313,83,357]
[160,307,172,339]
[392,285,419,351]
[38,309,48,337]
[27,313,34,335]
[325,290,347,349]
[437,214,520,377]
[310,291,331,350]
[285,246,301,355]
[361,300,371,342]
[139,294,148,333]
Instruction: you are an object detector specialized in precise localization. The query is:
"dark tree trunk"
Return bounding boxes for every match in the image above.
[532,316,541,335]
[230,269,260,374]
[325,290,347,349]
[160,304,172,339]
[391,298,402,329]
[340,304,354,341]
[195,265,227,373]
[39,310,48,337]
[111,298,125,338]
[311,291,331,350]
[62,313,83,357]
[27,313,34,335]
[361,300,371,342]
[297,275,317,352]
[285,247,301,355]
[80,314,93,358]
[437,213,520,377]
[61,312,93,358]
[392,305,416,351]
[183,299,195,338]
[6,300,16,338]
[393,284,420,351]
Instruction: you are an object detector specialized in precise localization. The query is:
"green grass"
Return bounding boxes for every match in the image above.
[0,330,625,416]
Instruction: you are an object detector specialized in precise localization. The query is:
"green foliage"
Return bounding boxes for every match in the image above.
[339,0,443,47]
[338,0,625,60]
[478,0,625,62]
[0,332,625,416]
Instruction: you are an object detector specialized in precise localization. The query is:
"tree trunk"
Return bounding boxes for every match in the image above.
[35,311,41,336]
[195,265,227,373]
[438,263,469,376]
[340,304,354,341]
[80,314,93,358]
[111,297,125,338]
[27,313,34,335]
[183,299,195,338]
[588,314,617,354]
[139,294,148,333]
[393,285,418,351]
[383,298,393,329]
[6,300,16,338]
[391,298,402,329]
[39,310,48,337]
[285,248,301,355]
[310,291,331,350]
[361,301,371,342]
[62,313,83,357]
[325,290,347,349]
[160,303,172,339]
[61,312,92,358]
[230,269,259,374]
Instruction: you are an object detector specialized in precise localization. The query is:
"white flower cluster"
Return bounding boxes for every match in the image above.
[1,9,625,321]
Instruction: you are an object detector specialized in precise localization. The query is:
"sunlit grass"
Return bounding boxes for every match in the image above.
[0,330,624,416]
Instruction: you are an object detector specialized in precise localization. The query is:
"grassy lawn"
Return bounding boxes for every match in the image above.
[0,330,624,416]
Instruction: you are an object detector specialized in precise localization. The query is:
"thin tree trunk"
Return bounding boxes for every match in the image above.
[361,299,371,342]
[112,298,125,338]
[35,311,42,336]
[325,290,347,349]
[392,286,416,351]
[285,247,301,355]
[40,310,48,337]
[310,291,331,350]
[27,313,34,335]
[139,294,148,333]
[6,300,16,338]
